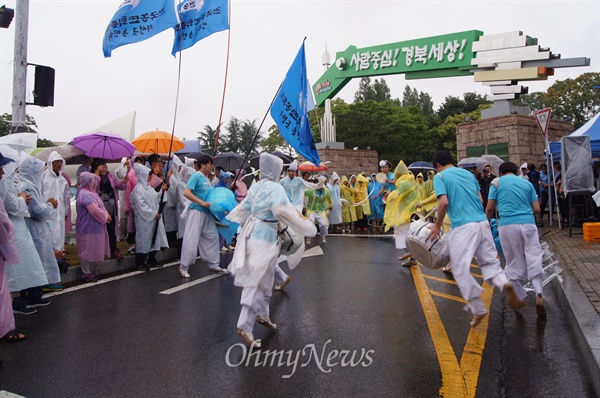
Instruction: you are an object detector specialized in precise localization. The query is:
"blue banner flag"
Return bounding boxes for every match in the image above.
[172,0,230,56]
[103,0,179,58]
[270,43,321,166]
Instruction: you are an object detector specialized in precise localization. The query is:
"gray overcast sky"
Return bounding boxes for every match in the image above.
[0,0,598,144]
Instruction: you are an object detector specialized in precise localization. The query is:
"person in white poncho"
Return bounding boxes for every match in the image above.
[227,153,317,348]
[131,163,169,271]
[41,151,70,251]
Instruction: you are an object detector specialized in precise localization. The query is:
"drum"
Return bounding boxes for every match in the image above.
[376,172,387,184]
[405,220,450,269]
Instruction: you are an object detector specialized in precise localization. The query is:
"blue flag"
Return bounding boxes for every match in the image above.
[270,43,321,165]
[172,0,229,56]
[103,0,179,58]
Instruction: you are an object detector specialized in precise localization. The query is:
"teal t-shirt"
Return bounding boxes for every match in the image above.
[186,171,211,213]
[433,166,486,228]
[488,174,537,226]
[385,171,397,192]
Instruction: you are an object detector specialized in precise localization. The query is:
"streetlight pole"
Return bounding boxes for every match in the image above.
[10,0,29,134]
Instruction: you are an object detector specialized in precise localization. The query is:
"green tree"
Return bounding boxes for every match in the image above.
[437,92,490,121]
[401,85,434,116]
[262,125,296,156]
[513,92,545,113]
[220,117,263,155]
[0,112,55,147]
[198,124,218,155]
[354,77,391,103]
[541,72,600,128]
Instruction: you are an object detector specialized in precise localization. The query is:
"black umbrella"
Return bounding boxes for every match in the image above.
[214,152,250,172]
[408,161,435,178]
[249,151,295,170]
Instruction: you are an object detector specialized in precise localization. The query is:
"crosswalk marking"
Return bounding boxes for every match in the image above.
[159,273,228,295]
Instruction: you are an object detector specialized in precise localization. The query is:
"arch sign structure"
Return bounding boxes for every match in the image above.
[312,30,590,107]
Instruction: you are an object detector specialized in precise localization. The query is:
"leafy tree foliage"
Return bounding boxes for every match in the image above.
[219,117,263,156]
[0,112,55,147]
[401,85,434,116]
[261,125,296,156]
[354,77,391,103]
[197,124,218,155]
[437,92,490,120]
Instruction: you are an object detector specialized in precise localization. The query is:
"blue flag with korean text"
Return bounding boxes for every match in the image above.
[172,0,230,56]
[103,0,179,58]
[270,43,321,165]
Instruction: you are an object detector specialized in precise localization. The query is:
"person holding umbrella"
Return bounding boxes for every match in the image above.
[91,158,129,260]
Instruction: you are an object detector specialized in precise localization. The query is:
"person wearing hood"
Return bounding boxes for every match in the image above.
[383,160,419,262]
[42,151,70,251]
[429,151,518,328]
[368,173,384,232]
[353,174,371,231]
[0,148,48,315]
[304,175,333,244]
[164,157,184,247]
[280,162,317,213]
[76,172,111,282]
[424,170,435,197]
[340,176,357,233]
[131,163,169,271]
[326,172,343,233]
[17,156,61,305]
[227,153,317,348]
[122,155,145,255]
[92,158,128,260]
[519,163,529,180]
[174,158,195,258]
[0,152,25,344]
[179,154,226,277]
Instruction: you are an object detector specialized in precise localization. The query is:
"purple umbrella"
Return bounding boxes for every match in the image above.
[73,131,136,160]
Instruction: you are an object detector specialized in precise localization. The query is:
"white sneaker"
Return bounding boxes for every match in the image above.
[179,269,190,278]
[228,245,235,250]
[220,247,229,252]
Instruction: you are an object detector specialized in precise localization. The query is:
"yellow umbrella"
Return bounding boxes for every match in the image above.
[132,129,185,154]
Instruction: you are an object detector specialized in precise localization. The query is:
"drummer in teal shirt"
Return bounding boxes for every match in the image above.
[380,160,396,192]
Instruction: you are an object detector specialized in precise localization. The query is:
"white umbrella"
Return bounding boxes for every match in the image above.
[33,144,85,163]
[476,154,504,177]
[0,132,38,151]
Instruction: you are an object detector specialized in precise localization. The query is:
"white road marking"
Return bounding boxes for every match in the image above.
[0,391,27,398]
[302,246,324,257]
[44,259,182,298]
[159,272,228,295]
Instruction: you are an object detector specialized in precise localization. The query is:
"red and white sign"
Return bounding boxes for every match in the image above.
[534,108,552,137]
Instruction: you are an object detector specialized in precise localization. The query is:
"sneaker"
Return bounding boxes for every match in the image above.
[227,245,235,251]
[128,246,136,254]
[42,283,63,292]
[179,269,190,278]
[134,264,150,271]
[28,297,51,308]
[81,273,98,283]
[111,250,124,261]
[237,329,261,348]
[274,275,291,291]
[13,305,37,315]
[220,247,229,252]
[536,294,547,317]
[256,316,277,330]
[208,266,227,273]
[321,238,327,244]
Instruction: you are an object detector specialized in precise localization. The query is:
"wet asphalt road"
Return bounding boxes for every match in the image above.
[0,235,596,398]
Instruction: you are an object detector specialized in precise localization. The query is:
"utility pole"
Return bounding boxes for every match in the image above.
[10,0,29,134]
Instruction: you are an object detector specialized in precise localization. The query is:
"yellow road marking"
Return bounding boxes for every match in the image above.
[412,265,493,398]
[423,274,458,285]
[430,290,468,304]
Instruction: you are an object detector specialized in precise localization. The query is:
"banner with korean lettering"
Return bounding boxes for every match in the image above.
[103,0,178,58]
[270,42,321,166]
[172,0,230,56]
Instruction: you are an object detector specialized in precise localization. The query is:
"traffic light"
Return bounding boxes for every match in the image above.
[32,65,55,107]
[0,5,14,29]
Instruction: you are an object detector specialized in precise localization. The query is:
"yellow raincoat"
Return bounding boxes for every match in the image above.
[354,174,371,217]
[340,176,357,223]
[383,160,419,232]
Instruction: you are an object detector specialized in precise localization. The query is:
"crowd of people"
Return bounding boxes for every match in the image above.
[0,146,559,349]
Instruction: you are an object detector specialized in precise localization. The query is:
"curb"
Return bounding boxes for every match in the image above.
[60,248,179,285]
[549,244,600,397]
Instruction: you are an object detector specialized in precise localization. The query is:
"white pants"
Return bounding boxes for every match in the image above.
[180,209,220,271]
[447,221,508,313]
[274,264,288,285]
[309,213,328,238]
[237,262,275,332]
[499,224,545,299]
[394,223,410,249]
